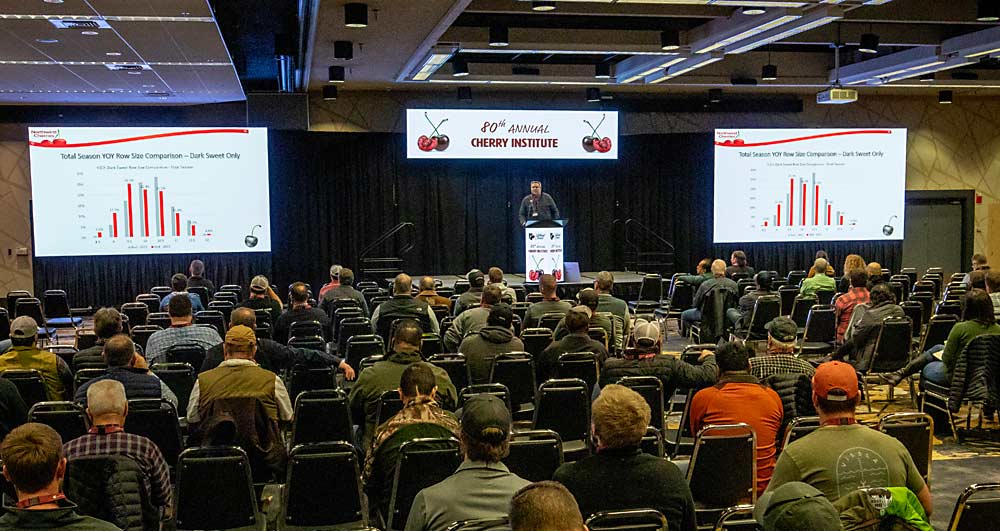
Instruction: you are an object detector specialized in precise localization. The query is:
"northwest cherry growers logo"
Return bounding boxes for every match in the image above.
[416,112,450,152]
[582,114,612,153]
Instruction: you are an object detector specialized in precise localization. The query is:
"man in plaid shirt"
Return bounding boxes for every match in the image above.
[63,380,172,519]
[750,317,816,380]
[144,293,222,365]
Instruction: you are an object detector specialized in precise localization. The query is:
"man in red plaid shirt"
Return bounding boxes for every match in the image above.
[834,269,870,343]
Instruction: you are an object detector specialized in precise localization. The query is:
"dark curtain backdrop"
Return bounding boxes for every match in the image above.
[34,131,900,307]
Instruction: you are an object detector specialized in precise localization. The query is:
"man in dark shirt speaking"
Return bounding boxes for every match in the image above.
[518,181,559,226]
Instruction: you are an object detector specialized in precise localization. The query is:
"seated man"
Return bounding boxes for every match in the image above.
[64,380,172,520]
[405,395,530,530]
[594,271,631,351]
[0,423,118,530]
[766,361,932,517]
[866,262,883,285]
[552,289,613,345]
[201,307,354,378]
[372,274,440,338]
[509,481,586,531]
[487,267,517,304]
[348,320,457,450]
[363,363,460,521]
[677,259,713,288]
[961,253,989,288]
[538,308,608,384]
[318,263,342,299]
[523,274,571,329]
[799,258,836,297]
[728,271,775,330]
[681,259,738,336]
[600,320,717,400]
[74,334,177,409]
[186,259,216,294]
[986,270,1000,320]
[415,276,452,310]
[749,317,816,380]
[459,304,524,384]
[445,285,502,353]
[144,294,223,366]
[72,307,121,371]
[690,340,783,495]
[835,269,870,343]
[274,282,331,344]
[159,273,205,312]
[454,269,486,317]
[554,385,696,530]
[0,316,73,401]
[319,267,369,317]
[726,250,755,279]
[236,275,284,323]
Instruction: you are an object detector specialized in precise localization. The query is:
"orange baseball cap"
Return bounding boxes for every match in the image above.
[812,361,859,402]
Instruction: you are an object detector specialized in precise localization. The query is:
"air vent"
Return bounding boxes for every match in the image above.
[105,64,152,72]
[49,19,112,30]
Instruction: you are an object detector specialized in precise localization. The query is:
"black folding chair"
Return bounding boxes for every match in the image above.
[556,352,598,392]
[918,314,958,354]
[797,304,836,358]
[5,290,30,317]
[429,353,471,392]
[135,294,161,316]
[283,441,366,529]
[789,294,818,329]
[1,369,49,408]
[385,438,461,530]
[130,325,162,353]
[194,310,226,337]
[861,316,913,410]
[345,334,384,375]
[290,389,353,446]
[490,352,536,421]
[520,328,553,361]
[777,286,799,316]
[878,412,933,485]
[287,335,326,352]
[175,446,260,530]
[289,320,324,342]
[121,302,150,327]
[288,365,337,400]
[28,401,88,442]
[123,399,183,472]
[74,367,106,387]
[686,423,756,528]
[150,362,195,416]
[375,389,404,427]
[459,383,512,413]
[617,376,665,432]
[900,301,923,340]
[935,299,963,318]
[738,295,780,341]
[212,291,239,305]
[538,313,564,332]
[421,332,443,358]
[149,286,172,300]
[640,426,666,458]
[188,286,210,309]
[504,429,563,482]
[585,509,668,531]
[207,300,235,325]
[780,415,820,450]
[947,483,1000,531]
[147,312,171,329]
[166,343,206,370]
[533,378,590,461]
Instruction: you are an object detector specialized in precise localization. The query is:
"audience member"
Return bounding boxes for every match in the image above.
[487,267,517,304]
[554,385,696,531]
[866,261,883,285]
[690,340,783,495]
[539,309,609,384]
[969,269,988,290]
[678,259,713,288]
[71,307,121,371]
[445,285,502,352]
[600,320,716,400]
[363,363,460,520]
[834,253,865,291]
[962,253,989,288]
[800,258,836,297]
[0,423,119,530]
[986,270,1000,320]
[144,294,222,366]
[236,275,284,322]
[0,316,72,401]
[552,289,613,344]
[74,335,177,409]
[509,481,586,531]
[594,271,631,350]
[415,276,452,310]
[681,259,737,336]
[454,269,486,316]
[766,361,932,516]
[883,289,1000,387]
[273,282,332,344]
[158,273,204,312]
[523,273,571,328]
[834,269,870,343]
[750,317,815,380]
[201,307,353,377]
[371,274,440,336]
[753,482,841,531]
[0,377,25,439]
[64,380,172,519]
[405,394,529,531]
[726,250,755,278]
[833,283,903,370]
[807,250,836,278]
[348,320,456,449]
[459,304,524,384]
[318,264,343,299]
[186,259,215,294]
[728,271,775,329]
[320,267,369,317]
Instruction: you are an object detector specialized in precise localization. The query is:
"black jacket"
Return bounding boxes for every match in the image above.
[600,354,718,399]
[200,338,342,374]
[948,334,1000,412]
[539,333,609,384]
[458,326,525,384]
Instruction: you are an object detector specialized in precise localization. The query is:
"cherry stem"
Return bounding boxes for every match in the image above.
[431,118,448,137]
[582,120,599,137]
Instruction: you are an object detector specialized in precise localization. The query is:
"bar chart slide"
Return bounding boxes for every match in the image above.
[712,128,906,244]
[28,127,271,257]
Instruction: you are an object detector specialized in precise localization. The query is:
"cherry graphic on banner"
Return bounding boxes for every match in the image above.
[417,112,450,152]
[582,114,611,153]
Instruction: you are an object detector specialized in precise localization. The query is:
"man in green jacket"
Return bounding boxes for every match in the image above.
[800,258,837,297]
[348,319,457,450]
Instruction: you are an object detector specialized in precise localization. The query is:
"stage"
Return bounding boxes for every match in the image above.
[395,271,649,300]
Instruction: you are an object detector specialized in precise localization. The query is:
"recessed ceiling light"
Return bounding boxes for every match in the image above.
[452,59,469,77]
[532,1,556,11]
[43,0,64,3]
[977,0,1000,22]
[81,31,99,36]
[127,71,141,75]
[859,33,879,54]
[344,3,368,28]
[489,26,509,47]
[35,38,58,44]
[180,11,191,16]
[939,90,953,104]
[141,84,155,88]
[660,29,680,51]
[742,7,766,15]
[595,63,611,79]
[105,52,121,56]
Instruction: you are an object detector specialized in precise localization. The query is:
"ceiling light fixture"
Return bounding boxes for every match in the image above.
[344,3,368,27]
[489,25,509,47]
[920,73,935,82]
[323,85,338,100]
[762,63,777,80]
[532,1,556,11]
[457,87,472,101]
[595,63,611,79]
[709,88,723,103]
[939,90,953,104]
[859,33,879,54]
[105,52,121,56]
[334,40,354,59]
[689,8,803,54]
[660,29,680,51]
[742,7,766,15]
[651,52,724,83]
[408,44,459,81]
[328,65,345,83]
[978,0,1000,22]
[35,38,58,44]
[81,31,99,35]
[724,6,844,54]
[452,59,469,77]
[586,87,601,102]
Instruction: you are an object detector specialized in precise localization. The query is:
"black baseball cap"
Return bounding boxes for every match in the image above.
[766,316,798,343]
[461,394,511,443]
[487,303,514,328]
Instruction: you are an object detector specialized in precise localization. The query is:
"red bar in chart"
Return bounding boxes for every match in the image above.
[827,204,831,226]
[97,231,102,238]
[789,178,794,226]
[839,215,844,225]
[777,204,781,226]
[127,184,134,237]
[143,188,150,237]
[814,185,819,225]
[801,182,806,226]
[764,221,768,227]
[191,224,196,236]
[112,213,118,238]
[766,174,849,230]
[175,213,181,236]
[159,191,165,237]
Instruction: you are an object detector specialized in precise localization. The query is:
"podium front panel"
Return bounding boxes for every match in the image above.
[525,225,565,282]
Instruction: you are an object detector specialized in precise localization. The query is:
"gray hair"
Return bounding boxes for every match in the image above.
[814,257,829,274]
[329,264,342,278]
[86,380,127,418]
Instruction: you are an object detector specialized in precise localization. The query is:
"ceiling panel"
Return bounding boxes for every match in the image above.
[88,0,213,18]
[112,21,231,63]
[0,0,97,17]
[2,18,141,63]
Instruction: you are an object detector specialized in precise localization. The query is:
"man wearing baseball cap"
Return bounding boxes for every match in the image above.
[453,269,486,317]
[748,316,815,381]
[0,316,72,401]
[754,482,840,531]
[405,394,529,531]
[552,288,613,346]
[235,275,283,323]
[458,304,525,384]
[765,361,932,517]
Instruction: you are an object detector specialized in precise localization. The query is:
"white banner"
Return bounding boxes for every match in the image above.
[406,109,618,159]
[526,226,565,283]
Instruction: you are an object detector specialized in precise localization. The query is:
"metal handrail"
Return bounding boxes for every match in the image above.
[359,222,415,260]
[624,219,676,252]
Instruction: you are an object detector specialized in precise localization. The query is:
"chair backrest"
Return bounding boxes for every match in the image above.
[556,352,598,391]
[801,304,836,344]
[376,389,404,427]
[790,294,818,327]
[786,270,806,287]
[166,343,206,369]
[520,328,553,360]
[421,332,443,358]
[490,352,536,410]
[869,317,913,373]
[781,415,820,450]
[211,291,239,305]
[585,509,669,531]
[150,362,195,416]
[714,505,757,531]
[124,399,183,468]
[288,365,337,400]
[194,310,226,337]
[287,335,326,352]
[587,327,609,350]
[641,426,666,457]
[253,308,272,327]
[525,292,543,303]
[64,454,156,531]
[459,383,512,413]
[920,314,959,353]
[120,302,149,327]
[899,301,923,339]
[669,281,694,312]
[43,290,72,319]
[538,312,565,332]
[345,334,384,373]
[617,376,665,431]
[504,429,563,482]
[187,286,210,309]
[778,286,799,316]
[747,295,781,339]
[736,279,755,297]
[5,290,30,317]
[948,483,1000,531]
[338,317,373,353]
[687,423,756,508]
[1,369,48,408]
[28,401,88,442]
[176,446,259,530]
[75,328,97,350]
[147,312,171,329]
[15,297,45,324]
[815,289,836,305]
[284,441,365,527]
[74,368,107,388]
[207,300,234,324]
[446,517,510,531]
[0,307,9,342]
[254,323,272,341]
[429,353,471,392]
[387,438,462,530]
[218,284,243,297]
[878,412,933,485]
[638,274,663,302]
[890,275,912,299]
[935,299,963,318]
[290,389,353,447]
[129,325,162,352]
[289,320,324,341]
[533,378,590,443]
[360,355,383,373]
[909,292,934,324]
[135,294,161,315]
[149,286,172,299]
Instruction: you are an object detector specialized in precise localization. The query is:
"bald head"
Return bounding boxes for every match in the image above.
[711,259,727,277]
[539,274,557,296]
[419,276,436,291]
[393,274,412,295]
[230,307,256,328]
[393,319,423,351]
[289,282,309,303]
[813,258,829,275]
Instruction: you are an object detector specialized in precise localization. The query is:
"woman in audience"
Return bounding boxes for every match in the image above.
[836,254,866,292]
[807,250,836,278]
[726,250,755,279]
[883,289,1000,387]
